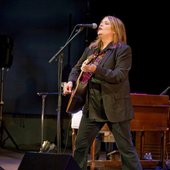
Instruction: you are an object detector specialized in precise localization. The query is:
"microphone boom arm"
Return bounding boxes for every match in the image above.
[48,27,84,63]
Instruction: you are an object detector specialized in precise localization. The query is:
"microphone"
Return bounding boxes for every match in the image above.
[77,23,98,29]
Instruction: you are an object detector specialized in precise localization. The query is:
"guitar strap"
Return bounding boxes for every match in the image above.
[93,51,106,66]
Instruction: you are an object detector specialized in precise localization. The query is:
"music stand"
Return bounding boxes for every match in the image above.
[37,92,59,148]
[0,68,19,149]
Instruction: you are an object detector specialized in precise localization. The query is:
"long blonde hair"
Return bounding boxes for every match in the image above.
[89,16,127,49]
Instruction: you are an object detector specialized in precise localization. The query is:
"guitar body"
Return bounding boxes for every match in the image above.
[66,81,87,114]
[66,54,97,114]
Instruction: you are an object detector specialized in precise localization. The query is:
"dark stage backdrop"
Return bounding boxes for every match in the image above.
[0,0,169,115]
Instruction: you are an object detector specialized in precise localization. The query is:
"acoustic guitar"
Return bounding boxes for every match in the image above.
[66,55,96,114]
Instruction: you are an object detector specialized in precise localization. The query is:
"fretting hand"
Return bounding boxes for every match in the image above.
[81,62,96,73]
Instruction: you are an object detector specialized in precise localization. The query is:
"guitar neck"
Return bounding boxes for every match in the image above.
[76,54,96,85]
[76,71,83,83]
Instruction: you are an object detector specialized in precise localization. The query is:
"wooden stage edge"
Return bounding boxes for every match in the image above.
[87,159,161,169]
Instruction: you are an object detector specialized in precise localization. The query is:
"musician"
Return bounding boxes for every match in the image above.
[63,15,142,170]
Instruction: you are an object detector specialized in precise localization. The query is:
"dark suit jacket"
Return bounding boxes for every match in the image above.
[68,43,133,122]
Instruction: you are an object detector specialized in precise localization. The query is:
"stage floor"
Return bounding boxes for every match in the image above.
[0,148,163,170]
[0,148,23,170]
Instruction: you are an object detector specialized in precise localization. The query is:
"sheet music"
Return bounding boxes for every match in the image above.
[71,110,83,129]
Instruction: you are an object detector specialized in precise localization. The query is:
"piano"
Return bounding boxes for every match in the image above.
[131,93,170,129]
[130,93,170,165]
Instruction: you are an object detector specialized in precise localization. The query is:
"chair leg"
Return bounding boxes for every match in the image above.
[91,139,96,161]
[72,129,77,155]
[90,139,96,170]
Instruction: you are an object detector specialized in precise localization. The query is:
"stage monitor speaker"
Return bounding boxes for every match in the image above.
[18,152,81,170]
[0,166,5,170]
[0,35,13,68]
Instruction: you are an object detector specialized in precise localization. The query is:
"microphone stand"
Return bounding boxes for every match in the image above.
[160,86,170,95]
[0,68,18,149]
[48,26,84,153]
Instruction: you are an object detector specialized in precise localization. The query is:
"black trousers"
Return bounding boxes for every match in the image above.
[73,114,143,170]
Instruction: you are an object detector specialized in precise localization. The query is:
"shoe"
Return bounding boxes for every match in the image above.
[40,140,57,153]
